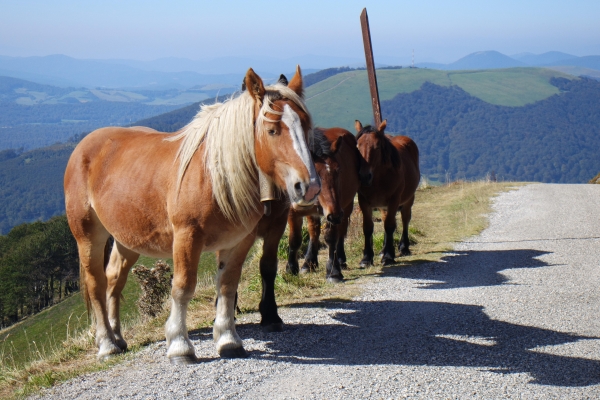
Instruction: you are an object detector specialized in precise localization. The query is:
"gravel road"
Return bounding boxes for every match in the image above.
[34,183,600,399]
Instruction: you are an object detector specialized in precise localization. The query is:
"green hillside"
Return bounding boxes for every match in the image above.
[306,67,572,131]
[0,277,139,367]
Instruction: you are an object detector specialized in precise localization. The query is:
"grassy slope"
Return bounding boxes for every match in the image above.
[0,269,141,368]
[0,181,517,398]
[306,68,571,131]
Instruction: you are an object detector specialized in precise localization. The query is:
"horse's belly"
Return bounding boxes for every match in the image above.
[201,223,256,252]
[108,223,174,258]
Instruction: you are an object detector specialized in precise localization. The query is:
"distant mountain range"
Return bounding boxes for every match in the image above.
[0,54,327,89]
[417,51,600,77]
[1,51,599,91]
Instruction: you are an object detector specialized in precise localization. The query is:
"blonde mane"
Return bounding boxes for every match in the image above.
[166,83,311,225]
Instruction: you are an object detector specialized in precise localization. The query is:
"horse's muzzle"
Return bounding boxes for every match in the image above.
[360,172,373,187]
[293,178,321,205]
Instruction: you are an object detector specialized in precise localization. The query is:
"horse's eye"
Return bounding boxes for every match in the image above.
[268,129,276,136]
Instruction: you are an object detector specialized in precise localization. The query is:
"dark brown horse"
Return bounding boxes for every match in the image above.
[355,120,420,266]
[254,127,361,331]
[64,67,320,363]
[286,128,361,283]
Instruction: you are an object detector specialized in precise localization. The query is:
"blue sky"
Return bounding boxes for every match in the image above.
[1,0,599,63]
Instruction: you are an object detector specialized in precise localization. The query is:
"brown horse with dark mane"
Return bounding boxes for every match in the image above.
[287,127,361,283]
[355,120,420,267]
[64,67,319,363]
[255,127,361,331]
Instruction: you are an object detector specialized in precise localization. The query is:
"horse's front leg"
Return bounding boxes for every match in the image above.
[336,201,354,269]
[259,210,288,332]
[382,203,399,266]
[286,212,303,274]
[358,194,374,268]
[399,196,415,256]
[166,231,201,364]
[214,232,256,358]
[324,222,343,283]
[301,215,321,273]
[105,240,139,351]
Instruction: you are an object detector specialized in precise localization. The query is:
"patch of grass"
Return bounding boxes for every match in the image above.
[0,181,519,398]
[447,68,565,107]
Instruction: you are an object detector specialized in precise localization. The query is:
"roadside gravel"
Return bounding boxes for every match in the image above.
[34,183,600,399]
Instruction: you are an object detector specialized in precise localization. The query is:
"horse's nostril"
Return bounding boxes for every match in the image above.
[294,182,304,196]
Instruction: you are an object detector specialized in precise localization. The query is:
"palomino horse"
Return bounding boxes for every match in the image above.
[64,67,320,363]
[355,120,420,266]
[255,127,361,332]
[287,128,361,283]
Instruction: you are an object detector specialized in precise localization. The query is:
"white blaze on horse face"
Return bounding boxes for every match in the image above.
[281,104,320,202]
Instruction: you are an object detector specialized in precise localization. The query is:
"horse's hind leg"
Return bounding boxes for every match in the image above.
[301,215,321,273]
[76,226,122,359]
[214,232,256,358]
[358,194,374,268]
[105,241,139,350]
[166,231,201,364]
[399,196,415,256]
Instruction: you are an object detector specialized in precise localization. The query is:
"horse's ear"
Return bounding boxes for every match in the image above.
[278,74,289,86]
[288,65,304,97]
[377,120,387,137]
[245,68,265,103]
[354,120,363,133]
[330,136,344,154]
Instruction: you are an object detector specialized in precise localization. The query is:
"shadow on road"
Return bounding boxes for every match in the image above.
[231,300,599,387]
[384,249,552,289]
[189,249,598,387]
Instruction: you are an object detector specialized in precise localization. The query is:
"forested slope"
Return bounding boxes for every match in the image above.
[383,77,600,183]
[0,144,74,234]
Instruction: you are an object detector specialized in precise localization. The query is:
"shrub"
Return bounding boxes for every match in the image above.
[131,260,172,318]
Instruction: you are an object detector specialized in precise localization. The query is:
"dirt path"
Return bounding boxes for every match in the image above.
[35,184,600,399]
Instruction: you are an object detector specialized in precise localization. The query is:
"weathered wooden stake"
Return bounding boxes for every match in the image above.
[360,8,382,127]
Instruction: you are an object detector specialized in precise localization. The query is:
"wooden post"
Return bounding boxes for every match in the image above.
[360,8,382,127]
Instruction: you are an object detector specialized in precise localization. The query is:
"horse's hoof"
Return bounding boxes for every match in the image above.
[169,354,198,365]
[219,347,248,358]
[261,322,284,333]
[97,351,121,362]
[115,339,128,351]
[286,265,299,275]
[359,261,372,269]
[399,248,411,256]
[340,262,348,270]
[326,276,344,284]
[381,257,395,266]
[299,267,310,274]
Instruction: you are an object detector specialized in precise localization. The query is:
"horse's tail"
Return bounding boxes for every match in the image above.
[79,237,112,319]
